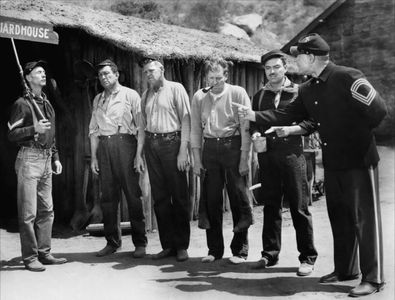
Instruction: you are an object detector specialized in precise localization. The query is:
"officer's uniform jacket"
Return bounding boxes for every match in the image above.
[254,62,387,170]
[7,93,59,161]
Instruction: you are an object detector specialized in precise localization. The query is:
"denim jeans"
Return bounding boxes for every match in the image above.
[98,134,147,248]
[15,147,54,264]
[202,136,251,259]
[258,151,317,264]
[144,133,190,250]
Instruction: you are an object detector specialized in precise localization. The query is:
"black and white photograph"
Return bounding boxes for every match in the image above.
[1,0,394,299]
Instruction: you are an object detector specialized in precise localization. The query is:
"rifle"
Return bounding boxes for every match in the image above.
[11,38,45,120]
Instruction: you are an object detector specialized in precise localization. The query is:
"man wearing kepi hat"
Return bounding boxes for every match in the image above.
[249,50,317,276]
[8,60,67,271]
[89,59,147,258]
[237,33,387,297]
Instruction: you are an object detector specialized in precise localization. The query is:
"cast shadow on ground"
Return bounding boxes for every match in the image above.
[0,253,296,274]
[142,258,351,297]
[0,258,26,271]
[156,275,351,297]
[0,254,352,297]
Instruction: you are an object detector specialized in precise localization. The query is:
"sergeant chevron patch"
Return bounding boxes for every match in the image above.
[351,78,376,106]
[7,118,23,130]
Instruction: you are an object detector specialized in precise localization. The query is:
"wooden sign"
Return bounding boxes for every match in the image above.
[0,16,59,45]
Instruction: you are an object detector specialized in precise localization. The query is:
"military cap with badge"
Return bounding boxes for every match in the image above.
[290,33,330,56]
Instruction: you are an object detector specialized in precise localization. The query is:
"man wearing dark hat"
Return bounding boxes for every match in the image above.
[89,59,147,258]
[138,58,191,262]
[8,60,67,271]
[249,50,317,276]
[237,33,387,297]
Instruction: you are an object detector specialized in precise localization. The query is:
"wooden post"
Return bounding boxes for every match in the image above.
[240,63,246,89]
[185,62,197,220]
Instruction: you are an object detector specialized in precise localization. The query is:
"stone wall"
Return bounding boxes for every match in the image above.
[314,0,395,137]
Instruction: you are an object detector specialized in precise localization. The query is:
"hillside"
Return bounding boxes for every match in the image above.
[48,0,336,47]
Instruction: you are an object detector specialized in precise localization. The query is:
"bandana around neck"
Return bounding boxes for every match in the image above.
[263,77,297,108]
[264,76,297,93]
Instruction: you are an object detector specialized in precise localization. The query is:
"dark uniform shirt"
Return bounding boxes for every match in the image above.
[7,93,59,161]
[254,62,387,170]
[250,79,305,154]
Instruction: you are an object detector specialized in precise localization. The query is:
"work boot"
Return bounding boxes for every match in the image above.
[319,271,360,283]
[132,246,146,258]
[24,260,46,272]
[39,254,67,265]
[176,249,189,262]
[152,248,175,260]
[349,282,384,297]
[252,257,278,269]
[96,245,119,257]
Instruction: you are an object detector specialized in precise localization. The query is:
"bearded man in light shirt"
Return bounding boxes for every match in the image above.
[138,58,191,262]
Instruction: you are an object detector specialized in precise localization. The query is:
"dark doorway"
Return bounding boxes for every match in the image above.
[0,34,72,222]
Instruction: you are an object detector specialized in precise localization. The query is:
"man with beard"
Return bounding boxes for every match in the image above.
[138,58,191,262]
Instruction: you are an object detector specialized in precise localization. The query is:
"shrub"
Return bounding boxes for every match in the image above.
[110,1,161,20]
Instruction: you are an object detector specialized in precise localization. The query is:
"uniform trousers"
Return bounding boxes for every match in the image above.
[98,134,147,249]
[15,147,54,264]
[258,151,317,265]
[202,136,251,259]
[144,132,190,250]
[324,166,384,284]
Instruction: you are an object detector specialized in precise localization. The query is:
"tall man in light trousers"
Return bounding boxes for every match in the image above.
[8,60,67,271]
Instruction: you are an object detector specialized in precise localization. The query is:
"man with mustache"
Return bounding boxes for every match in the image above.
[249,50,317,276]
[89,59,147,258]
[138,58,191,262]
[237,34,387,297]
[190,58,253,264]
[8,60,67,271]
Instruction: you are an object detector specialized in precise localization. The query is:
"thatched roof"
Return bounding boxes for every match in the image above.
[0,0,272,62]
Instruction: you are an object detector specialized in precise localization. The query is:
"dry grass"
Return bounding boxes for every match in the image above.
[0,0,275,62]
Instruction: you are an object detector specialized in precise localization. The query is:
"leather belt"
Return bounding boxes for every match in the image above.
[21,146,52,155]
[145,131,180,138]
[204,135,241,143]
[99,133,134,140]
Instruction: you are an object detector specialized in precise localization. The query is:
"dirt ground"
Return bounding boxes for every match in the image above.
[1,146,394,300]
